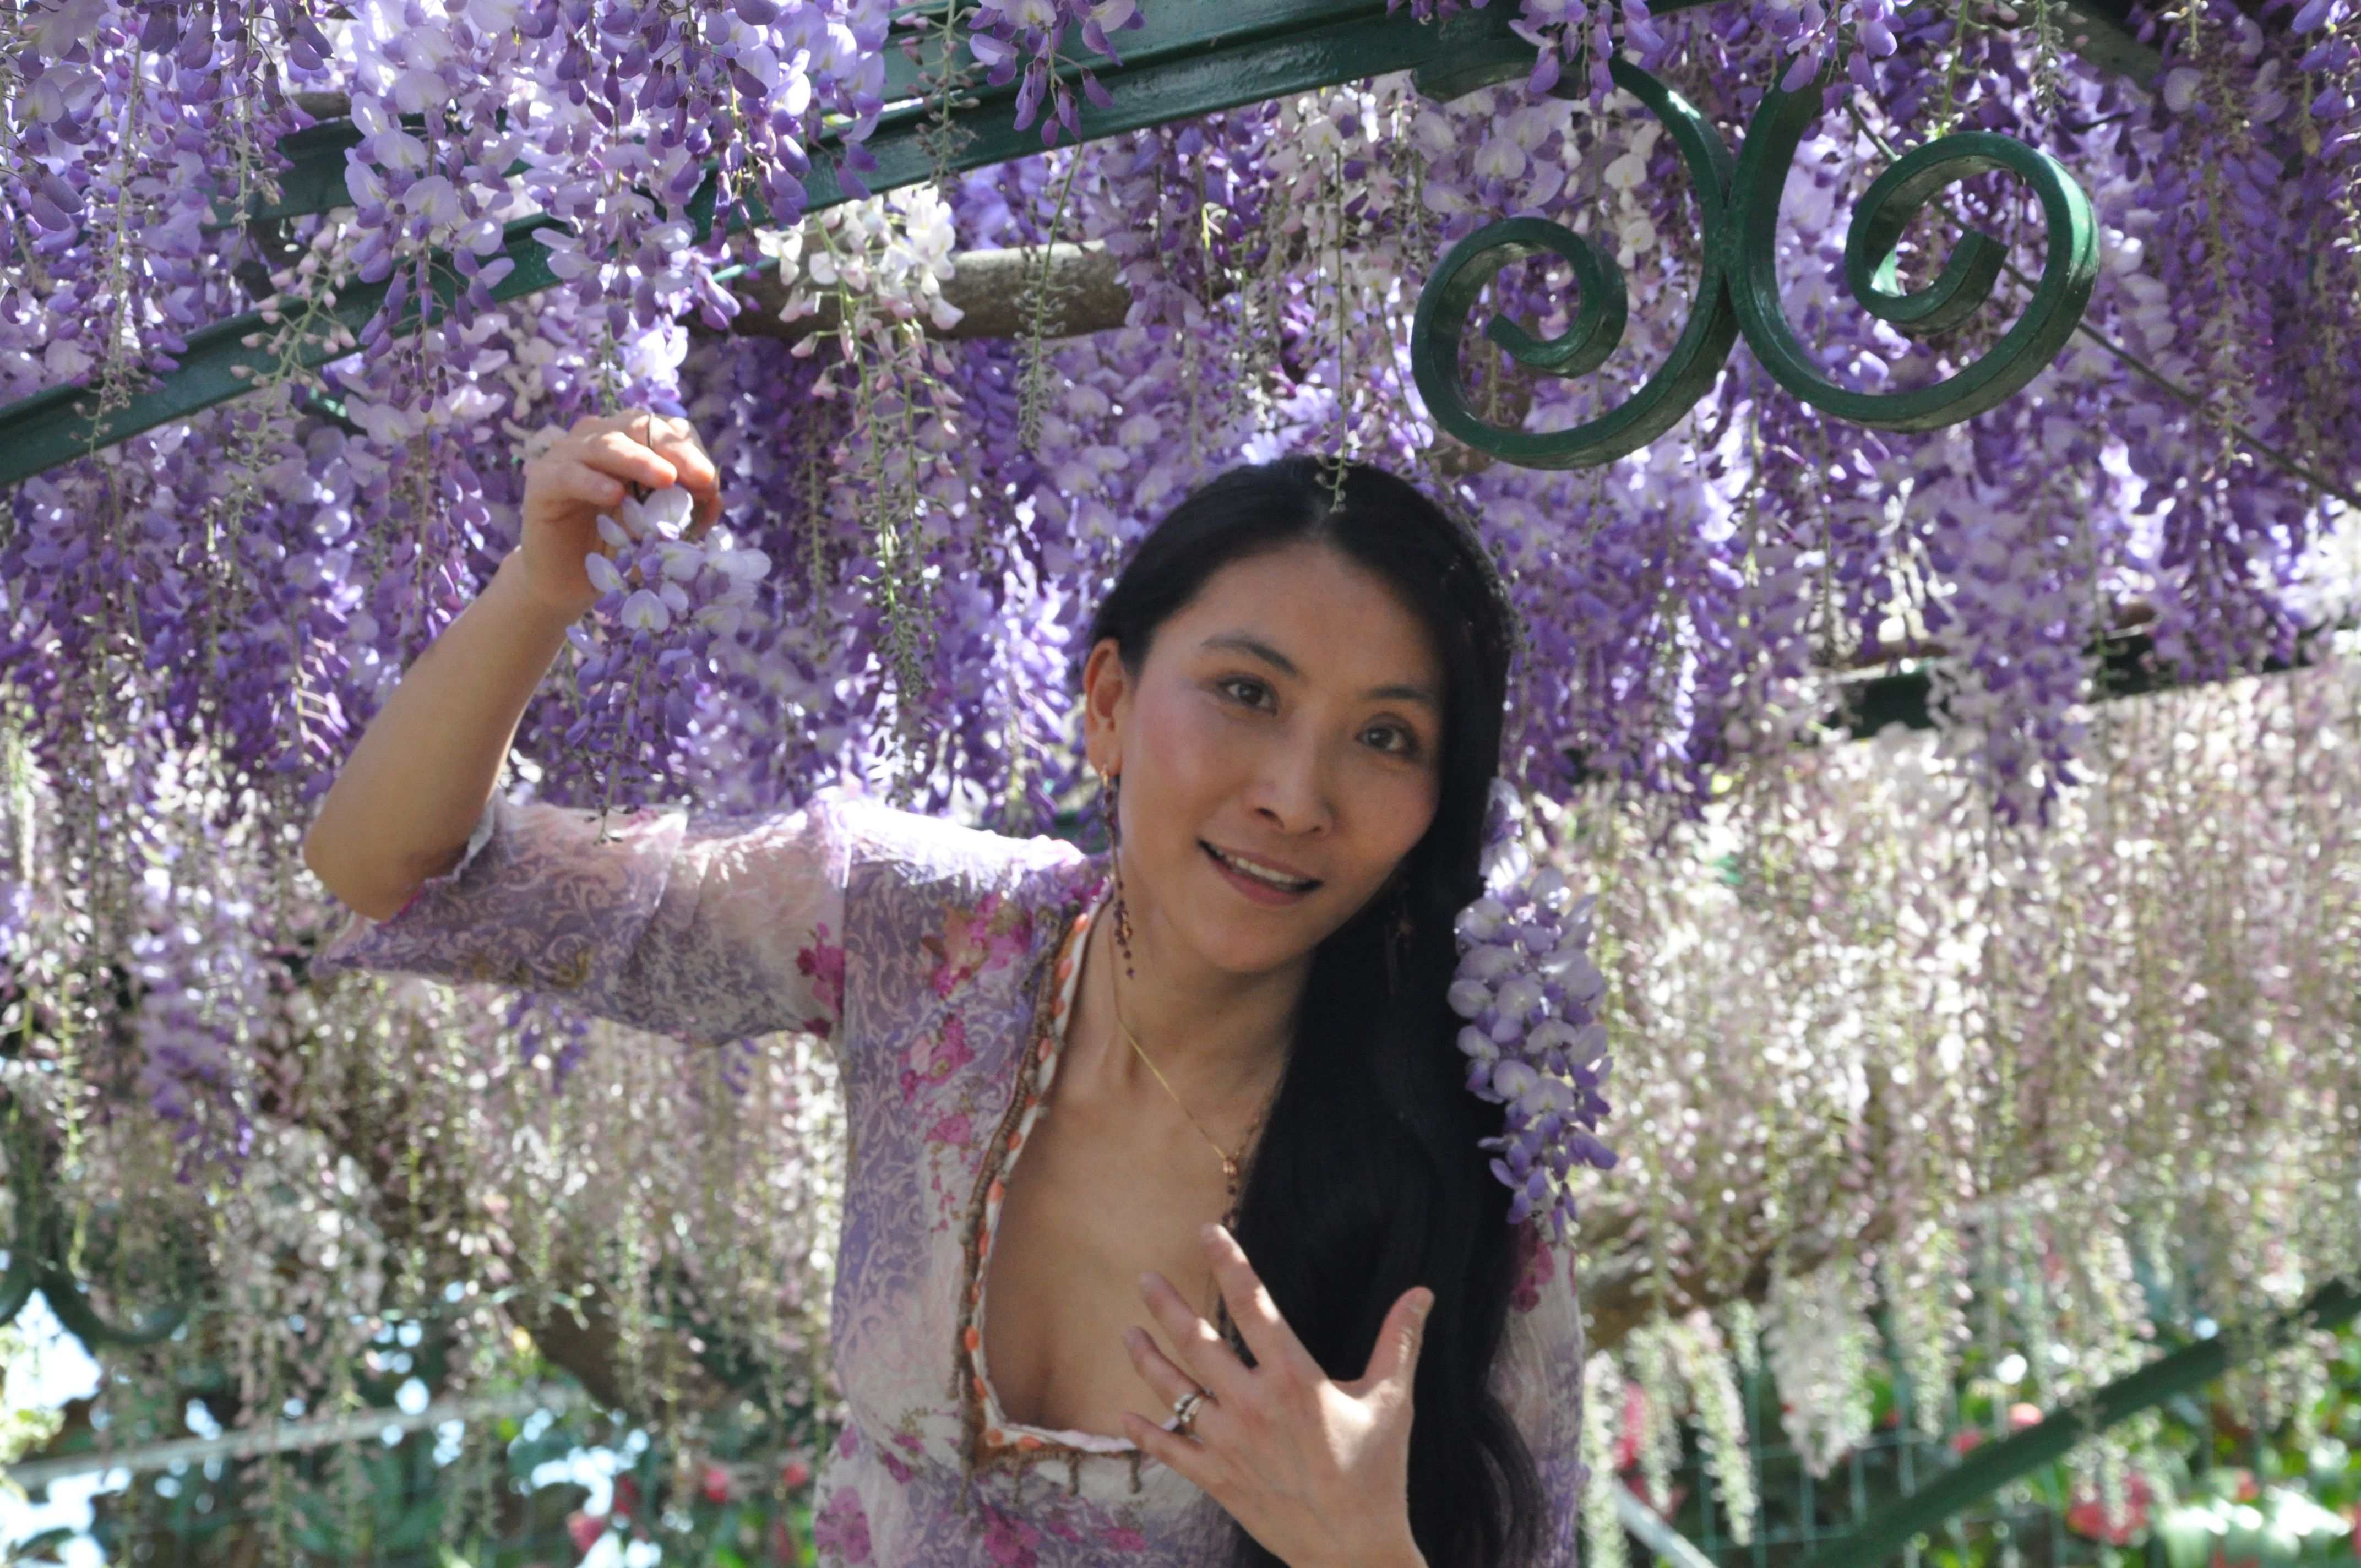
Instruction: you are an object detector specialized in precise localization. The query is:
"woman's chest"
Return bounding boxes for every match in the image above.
[979,1092,1234,1439]
[827,895,1231,1473]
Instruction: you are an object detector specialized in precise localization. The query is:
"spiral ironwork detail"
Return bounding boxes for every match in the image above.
[1412,57,1738,470]
[1727,73,2099,431]
[1411,53,2099,467]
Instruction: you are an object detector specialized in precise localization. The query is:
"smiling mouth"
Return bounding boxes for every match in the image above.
[1201,841,1323,895]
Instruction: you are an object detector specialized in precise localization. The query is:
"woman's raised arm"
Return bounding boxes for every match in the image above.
[302,412,720,918]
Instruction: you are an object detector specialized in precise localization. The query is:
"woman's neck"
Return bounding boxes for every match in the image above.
[1085,884,1301,1107]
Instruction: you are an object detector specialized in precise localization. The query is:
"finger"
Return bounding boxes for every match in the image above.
[650,433,724,531]
[529,458,627,512]
[1348,1286,1434,1400]
[1139,1271,1249,1400]
[643,418,719,497]
[1123,1324,1204,1412]
[574,429,679,491]
[568,407,662,437]
[1201,1223,1321,1379]
[1120,1412,1217,1490]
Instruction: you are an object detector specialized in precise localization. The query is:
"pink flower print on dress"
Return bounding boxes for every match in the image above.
[1510,1221,1548,1315]
[797,925,847,1036]
[921,895,1033,998]
[813,1487,873,1563]
[899,1014,976,1103]
[982,1505,1042,1567]
[926,1110,975,1150]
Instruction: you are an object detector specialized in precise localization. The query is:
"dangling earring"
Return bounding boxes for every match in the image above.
[1099,766,1135,979]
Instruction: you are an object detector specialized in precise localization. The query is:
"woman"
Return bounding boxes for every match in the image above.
[304,413,1586,1567]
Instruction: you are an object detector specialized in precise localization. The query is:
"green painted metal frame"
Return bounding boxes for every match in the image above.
[1791,1277,2361,1568]
[1412,56,1740,469]
[1411,51,2099,467]
[0,0,1551,487]
[0,0,2143,487]
[0,1169,191,1352]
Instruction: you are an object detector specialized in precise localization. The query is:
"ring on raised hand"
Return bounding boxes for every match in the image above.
[1171,1389,1207,1433]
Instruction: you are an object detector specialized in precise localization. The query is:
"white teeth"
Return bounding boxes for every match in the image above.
[1209,845,1314,891]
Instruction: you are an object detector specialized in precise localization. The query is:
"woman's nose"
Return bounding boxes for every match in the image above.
[1247,738,1334,835]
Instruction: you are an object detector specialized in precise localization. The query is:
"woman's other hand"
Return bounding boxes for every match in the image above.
[1122,1225,1431,1568]
[515,410,721,618]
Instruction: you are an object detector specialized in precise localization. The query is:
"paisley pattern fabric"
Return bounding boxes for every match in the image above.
[319,791,1587,1566]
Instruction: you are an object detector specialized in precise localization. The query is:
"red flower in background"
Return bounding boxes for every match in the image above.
[1615,1382,1649,1472]
[2064,1473,2153,1545]
[565,1509,607,1555]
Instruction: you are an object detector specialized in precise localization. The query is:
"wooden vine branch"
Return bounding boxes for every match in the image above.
[725,242,1135,345]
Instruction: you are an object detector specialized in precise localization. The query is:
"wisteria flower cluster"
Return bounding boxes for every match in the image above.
[965,0,1145,145]
[1450,785,1618,1238]
[564,484,774,803]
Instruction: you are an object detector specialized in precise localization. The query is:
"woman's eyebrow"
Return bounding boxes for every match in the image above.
[1203,633,1439,709]
[1203,631,1301,675]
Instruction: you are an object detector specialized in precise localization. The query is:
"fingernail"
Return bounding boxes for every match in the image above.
[1200,1222,1225,1245]
[1413,1291,1434,1324]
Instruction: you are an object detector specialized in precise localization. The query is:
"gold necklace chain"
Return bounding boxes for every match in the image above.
[1105,925,1265,1203]
[1114,1005,1246,1199]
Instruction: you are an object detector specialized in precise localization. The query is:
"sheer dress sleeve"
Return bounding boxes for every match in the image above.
[314,792,852,1047]
[1497,1222,1589,1568]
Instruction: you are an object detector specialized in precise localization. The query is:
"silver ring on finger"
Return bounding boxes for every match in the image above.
[1171,1388,1209,1434]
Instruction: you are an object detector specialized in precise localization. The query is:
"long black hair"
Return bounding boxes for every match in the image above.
[1085,456,1541,1568]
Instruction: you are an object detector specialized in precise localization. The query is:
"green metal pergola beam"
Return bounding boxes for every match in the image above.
[2,0,1544,487]
[1792,1276,2361,1568]
[1825,616,2346,740]
[0,0,2151,489]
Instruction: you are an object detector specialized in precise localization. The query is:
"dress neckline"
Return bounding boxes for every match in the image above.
[956,885,1161,1468]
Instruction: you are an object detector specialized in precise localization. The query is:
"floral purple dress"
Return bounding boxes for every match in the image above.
[321,790,1588,1566]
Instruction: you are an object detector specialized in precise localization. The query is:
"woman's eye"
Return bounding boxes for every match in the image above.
[1218,677,1274,708]
[1363,723,1418,756]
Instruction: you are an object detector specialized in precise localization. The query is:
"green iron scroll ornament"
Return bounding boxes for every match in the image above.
[0,1163,191,1351]
[1412,57,1739,469]
[1412,55,2101,467]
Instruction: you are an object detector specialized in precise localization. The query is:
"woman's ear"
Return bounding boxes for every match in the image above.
[1079,638,1130,776]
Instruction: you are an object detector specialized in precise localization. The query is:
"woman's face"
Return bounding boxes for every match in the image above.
[1082,541,1446,979]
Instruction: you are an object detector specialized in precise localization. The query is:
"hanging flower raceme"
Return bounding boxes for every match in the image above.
[1450,785,1617,1240]
[964,0,1144,145]
[564,483,773,810]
